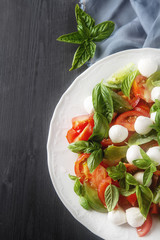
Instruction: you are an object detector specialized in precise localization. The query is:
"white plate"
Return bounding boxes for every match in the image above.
[47,48,160,240]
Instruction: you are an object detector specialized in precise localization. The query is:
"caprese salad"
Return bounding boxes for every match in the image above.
[66,58,160,237]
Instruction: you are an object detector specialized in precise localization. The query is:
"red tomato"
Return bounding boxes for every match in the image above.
[74,122,94,142]
[141,140,158,152]
[66,128,79,143]
[150,203,158,214]
[117,91,140,108]
[127,193,137,207]
[115,110,144,131]
[90,165,107,189]
[101,132,134,148]
[72,114,93,130]
[137,214,152,237]
[98,177,112,206]
[124,163,138,174]
[74,153,91,183]
[153,170,160,176]
[134,100,150,117]
[132,75,152,103]
[118,195,132,210]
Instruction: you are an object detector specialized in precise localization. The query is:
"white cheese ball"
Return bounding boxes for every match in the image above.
[126,207,146,227]
[83,96,94,114]
[147,146,160,165]
[134,116,153,135]
[134,171,152,187]
[108,207,127,225]
[126,145,142,164]
[138,58,158,77]
[150,112,157,122]
[109,125,128,143]
[151,87,160,102]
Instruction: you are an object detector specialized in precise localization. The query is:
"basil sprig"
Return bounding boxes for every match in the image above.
[153,185,160,204]
[107,162,126,180]
[68,140,101,153]
[151,110,160,145]
[57,4,115,70]
[128,130,157,146]
[150,99,160,113]
[121,69,139,98]
[87,149,103,173]
[105,184,119,212]
[92,83,113,123]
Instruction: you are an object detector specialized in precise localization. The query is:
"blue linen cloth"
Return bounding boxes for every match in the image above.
[80,0,160,63]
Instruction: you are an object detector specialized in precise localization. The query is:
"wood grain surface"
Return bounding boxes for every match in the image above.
[0,0,102,239]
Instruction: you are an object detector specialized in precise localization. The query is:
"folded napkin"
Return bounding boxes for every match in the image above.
[80,0,160,63]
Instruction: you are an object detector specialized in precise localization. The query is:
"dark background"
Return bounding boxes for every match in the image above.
[0,0,101,240]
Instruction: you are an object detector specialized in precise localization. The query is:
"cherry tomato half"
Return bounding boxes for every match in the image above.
[137,214,152,237]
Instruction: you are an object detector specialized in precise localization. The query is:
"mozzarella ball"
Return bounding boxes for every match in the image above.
[147,146,160,165]
[134,116,153,135]
[126,207,146,227]
[138,58,158,77]
[151,87,160,102]
[109,125,128,143]
[108,207,127,225]
[150,112,157,122]
[134,171,152,187]
[126,145,142,164]
[83,96,94,114]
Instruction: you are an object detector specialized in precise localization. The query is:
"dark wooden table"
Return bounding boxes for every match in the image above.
[0,0,102,239]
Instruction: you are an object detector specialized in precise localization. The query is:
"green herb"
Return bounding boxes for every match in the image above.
[89,112,109,142]
[143,164,157,186]
[74,178,82,196]
[153,185,160,204]
[140,148,151,161]
[146,71,160,89]
[104,145,128,163]
[150,110,160,145]
[87,149,103,173]
[107,162,126,180]
[105,184,119,211]
[119,187,136,196]
[132,158,151,169]
[150,99,160,113]
[126,173,139,186]
[68,174,78,181]
[109,89,132,113]
[119,177,129,190]
[136,185,153,218]
[68,140,101,153]
[128,130,157,146]
[79,196,91,210]
[121,69,139,98]
[92,83,113,123]
[57,4,114,70]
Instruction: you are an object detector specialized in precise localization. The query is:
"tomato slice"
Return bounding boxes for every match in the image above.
[137,214,152,237]
[124,163,138,174]
[74,153,91,183]
[134,100,150,117]
[98,177,112,206]
[150,203,158,214]
[141,140,158,152]
[66,128,80,143]
[118,195,132,210]
[117,91,140,108]
[90,165,107,189]
[132,75,152,103]
[74,122,94,142]
[72,114,92,130]
[115,110,144,131]
[127,193,137,207]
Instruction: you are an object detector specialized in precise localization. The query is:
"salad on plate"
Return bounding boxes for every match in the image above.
[66,57,160,237]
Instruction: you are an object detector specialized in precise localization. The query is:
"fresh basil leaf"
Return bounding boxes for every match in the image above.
[140,148,152,162]
[87,149,103,173]
[92,83,113,123]
[153,185,160,204]
[153,110,160,134]
[109,89,132,113]
[132,159,151,169]
[119,177,129,190]
[69,174,78,181]
[91,21,114,42]
[74,178,82,196]
[104,82,122,89]
[128,130,157,146]
[68,140,101,153]
[70,41,95,71]
[119,187,136,196]
[79,196,90,210]
[105,184,119,212]
[75,4,95,32]
[150,99,160,113]
[89,112,109,142]
[146,71,160,90]
[107,162,126,180]
[57,31,85,44]
[104,145,128,163]
[143,164,156,186]
[126,173,139,186]
[157,132,160,145]
[136,185,153,218]
[121,70,139,98]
